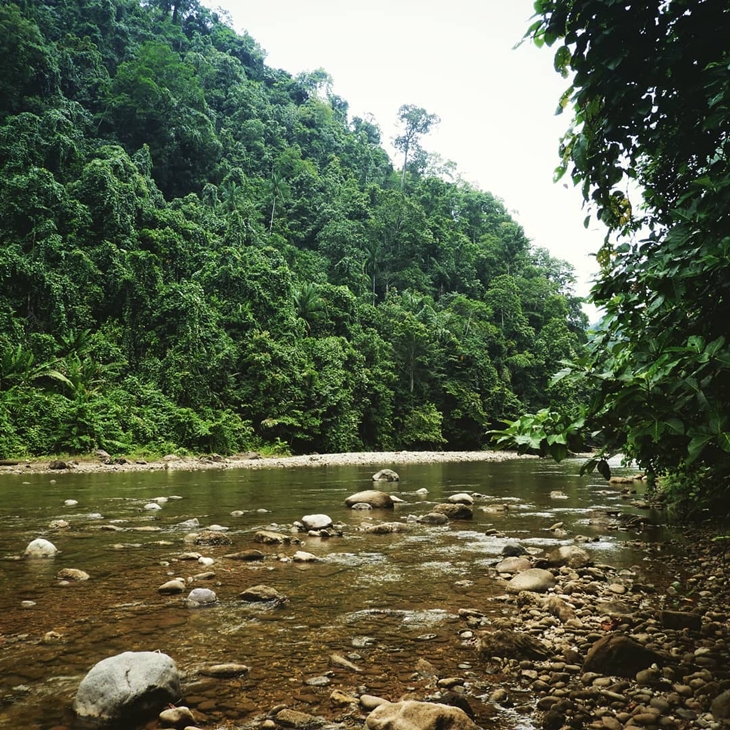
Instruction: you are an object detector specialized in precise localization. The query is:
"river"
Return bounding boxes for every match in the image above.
[0,455,673,729]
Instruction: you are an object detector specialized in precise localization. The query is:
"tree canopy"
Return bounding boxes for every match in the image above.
[495,0,730,516]
[0,0,588,459]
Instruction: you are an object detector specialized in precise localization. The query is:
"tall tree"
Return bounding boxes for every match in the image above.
[393,104,440,191]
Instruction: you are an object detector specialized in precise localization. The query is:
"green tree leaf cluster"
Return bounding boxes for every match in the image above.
[496,0,730,516]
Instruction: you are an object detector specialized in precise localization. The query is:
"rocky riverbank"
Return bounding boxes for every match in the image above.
[0,449,534,476]
[4,456,728,730]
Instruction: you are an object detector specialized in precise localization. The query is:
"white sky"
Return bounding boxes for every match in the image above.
[208,0,604,315]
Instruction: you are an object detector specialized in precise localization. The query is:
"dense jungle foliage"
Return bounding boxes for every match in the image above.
[0,0,588,457]
[494,0,730,517]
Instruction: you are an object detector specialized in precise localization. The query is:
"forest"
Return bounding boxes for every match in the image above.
[0,0,588,458]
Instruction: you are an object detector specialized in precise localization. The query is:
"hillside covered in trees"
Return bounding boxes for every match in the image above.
[0,0,588,457]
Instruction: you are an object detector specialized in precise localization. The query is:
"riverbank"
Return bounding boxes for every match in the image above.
[0,449,535,476]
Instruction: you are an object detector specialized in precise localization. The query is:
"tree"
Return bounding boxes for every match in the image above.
[507,0,730,514]
[393,104,440,191]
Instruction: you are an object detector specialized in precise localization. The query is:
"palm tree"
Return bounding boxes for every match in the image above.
[292,283,324,333]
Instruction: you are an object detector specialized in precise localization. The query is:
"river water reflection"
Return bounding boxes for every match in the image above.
[0,456,673,729]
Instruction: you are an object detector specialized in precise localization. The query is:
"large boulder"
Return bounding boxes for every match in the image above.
[582,633,663,677]
[506,568,556,593]
[345,490,394,509]
[24,538,58,558]
[367,700,479,730]
[73,651,180,723]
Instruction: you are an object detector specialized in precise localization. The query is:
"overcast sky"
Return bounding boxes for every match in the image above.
[207,0,604,313]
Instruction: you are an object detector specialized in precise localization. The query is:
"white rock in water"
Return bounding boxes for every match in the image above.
[301,514,333,530]
[176,518,199,529]
[198,556,215,567]
[448,493,474,505]
[293,551,319,562]
[153,497,168,504]
[185,588,217,607]
[143,503,162,511]
[24,538,59,558]
[64,499,79,507]
[415,488,429,495]
[87,513,104,520]
[208,524,228,531]
[73,651,180,722]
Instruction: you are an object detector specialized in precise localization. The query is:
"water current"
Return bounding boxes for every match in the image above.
[0,455,676,729]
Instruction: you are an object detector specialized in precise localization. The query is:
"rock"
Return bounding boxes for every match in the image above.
[64,499,79,506]
[254,530,295,545]
[361,694,390,710]
[176,518,200,530]
[199,663,250,677]
[159,705,195,727]
[506,568,556,593]
[474,630,550,660]
[543,595,576,622]
[548,545,591,568]
[549,490,568,499]
[224,549,265,561]
[331,689,358,705]
[275,708,320,728]
[24,538,58,558]
[158,579,186,595]
[330,653,363,672]
[345,490,394,508]
[293,550,319,562]
[94,449,111,461]
[502,543,528,557]
[48,519,69,529]
[432,503,473,519]
[582,633,663,677]
[191,530,231,546]
[372,469,400,482]
[448,493,474,505]
[49,460,71,470]
[73,651,180,723]
[361,521,410,534]
[495,557,532,573]
[301,514,333,530]
[366,700,479,730]
[239,584,287,603]
[711,690,730,722]
[184,588,217,607]
[144,502,162,510]
[660,609,702,631]
[418,512,450,525]
[178,552,201,560]
[57,568,90,581]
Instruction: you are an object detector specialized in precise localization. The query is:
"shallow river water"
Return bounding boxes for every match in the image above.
[0,456,675,729]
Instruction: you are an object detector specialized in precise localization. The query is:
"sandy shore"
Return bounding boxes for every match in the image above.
[0,449,534,476]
